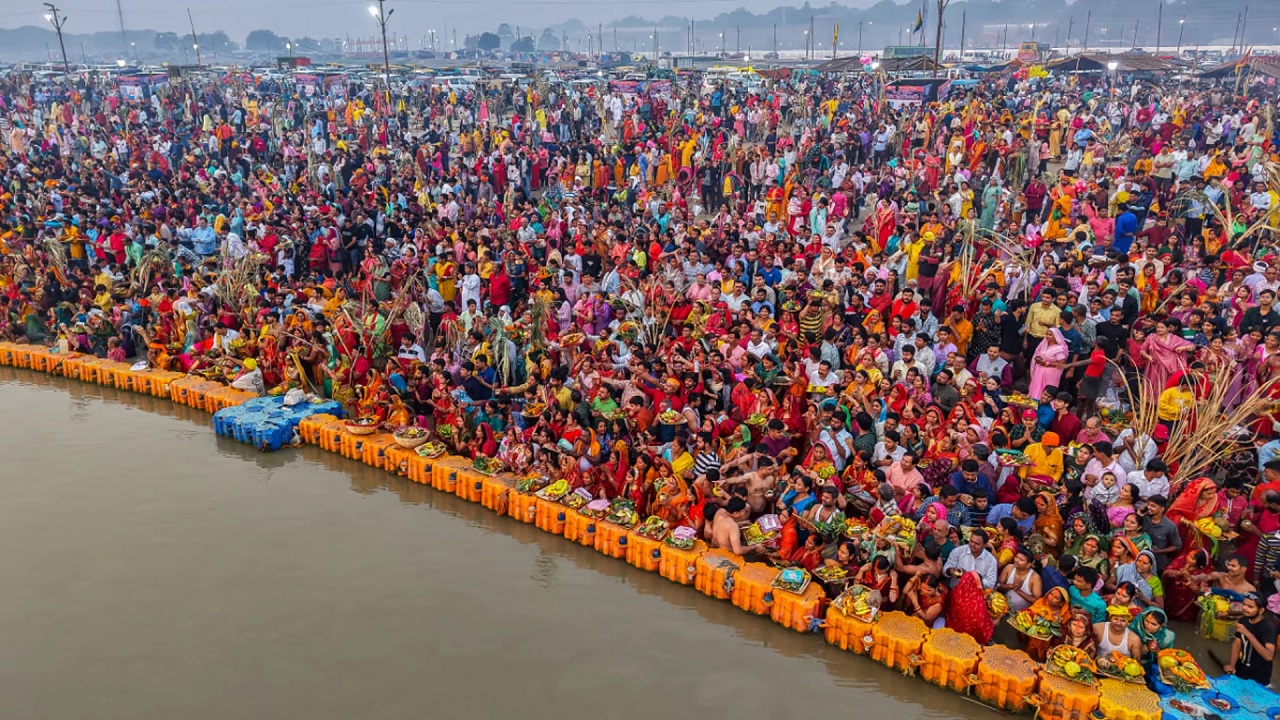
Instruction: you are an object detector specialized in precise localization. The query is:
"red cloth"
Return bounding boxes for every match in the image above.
[945,572,995,644]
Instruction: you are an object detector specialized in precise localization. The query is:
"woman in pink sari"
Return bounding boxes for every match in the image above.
[1029,328,1068,399]
[1139,319,1195,396]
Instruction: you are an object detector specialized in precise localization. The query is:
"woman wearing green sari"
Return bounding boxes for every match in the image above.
[1128,607,1175,666]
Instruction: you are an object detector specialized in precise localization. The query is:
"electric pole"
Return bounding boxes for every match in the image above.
[43,3,71,76]
[1155,1,1162,54]
[1067,15,1074,54]
[1081,11,1091,54]
[1132,19,1139,50]
[187,8,202,66]
[369,0,394,95]
[115,0,128,55]
[958,10,966,59]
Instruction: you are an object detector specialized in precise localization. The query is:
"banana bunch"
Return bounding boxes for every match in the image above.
[1195,517,1223,539]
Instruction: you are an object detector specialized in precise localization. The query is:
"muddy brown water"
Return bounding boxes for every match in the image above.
[0,369,1234,720]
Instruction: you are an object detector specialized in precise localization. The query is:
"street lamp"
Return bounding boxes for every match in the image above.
[1176,18,1185,54]
[43,4,71,77]
[369,1,394,94]
[803,29,810,59]
[859,20,870,54]
[719,31,725,58]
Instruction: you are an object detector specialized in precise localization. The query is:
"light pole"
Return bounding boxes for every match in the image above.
[369,1,394,94]
[803,29,809,59]
[859,20,871,53]
[43,3,71,77]
[719,31,725,58]
[1106,59,1118,87]
[1176,18,1185,55]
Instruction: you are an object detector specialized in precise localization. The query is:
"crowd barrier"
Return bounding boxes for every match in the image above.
[10,340,1280,719]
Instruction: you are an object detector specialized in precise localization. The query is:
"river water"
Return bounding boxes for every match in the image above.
[0,370,1009,720]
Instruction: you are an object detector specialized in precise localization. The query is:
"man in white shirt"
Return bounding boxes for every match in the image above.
[397,333,427,363]
[1083,441,1127,490]
[1126,459,1170,500]
[942,529,999,589]
[1114,428,1157,475]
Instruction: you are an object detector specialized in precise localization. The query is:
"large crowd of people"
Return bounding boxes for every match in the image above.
[2,59,1279,685]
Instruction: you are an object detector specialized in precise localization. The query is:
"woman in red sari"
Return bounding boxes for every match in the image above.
[1165,476,1223,560]
[1162,548,1212,622]
[945,571,995,642]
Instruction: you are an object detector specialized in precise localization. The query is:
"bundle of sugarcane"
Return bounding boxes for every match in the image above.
[1116,359,1280,484]
[213,252,265,314]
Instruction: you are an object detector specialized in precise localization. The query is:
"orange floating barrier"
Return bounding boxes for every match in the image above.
[975,645,1039,713]
[1036,671,1100,720]
[28,348,53,372]
[455,468,484,503]
[533,498,567,535]
[359,434,397,470]
[507,491,538,524]
[919,627,982,692]
[318,418,348,453]
[624,533,664,573]
[383,446,419,478]
[730,562,778,616]
[658,540,706,585]
[406,454,433,484]
[112,366,137,392]
[562,508,597,546]
[298,414,338,446]
[153,372,184,397]
[593,520,630,559]
[480,474,514,510]
[771,581,826,632]
[0,341,16,366]
[14,345,34,368]
[431,457,467,493]
[871,612,930,673]
[823,606,876,654]
[694,548,745,600]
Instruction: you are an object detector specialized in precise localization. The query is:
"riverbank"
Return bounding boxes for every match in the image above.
[1,342,1272,720]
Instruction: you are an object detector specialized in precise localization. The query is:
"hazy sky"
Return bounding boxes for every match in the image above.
[8,0,882,43]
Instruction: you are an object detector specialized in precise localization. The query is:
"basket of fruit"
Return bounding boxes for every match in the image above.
[1096,650,1146,683]
[995,449,1035,468]
[1046,645,1099,686]
[534,479,571,502]
[658,409,685,426]
[874,516,918,551]
[813,564,850,584]
[1198,593,1245,641]
[604,501,639,528]
[833,584,879,622]
[416,441,447,458]
[634,516,670,540]
[1156,649,1210,692]
[1005,391,1038,408]
[1008,610,1062,640]
[473,456,505,476]
[345,417,380,435]
[393,426,431,449]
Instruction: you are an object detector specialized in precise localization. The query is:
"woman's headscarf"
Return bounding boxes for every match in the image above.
[1114,548,1155,602]
[1165,476,1221,526]
[945,571,995,644]
[1034,490,1064,551]
[1128,606,1175,663]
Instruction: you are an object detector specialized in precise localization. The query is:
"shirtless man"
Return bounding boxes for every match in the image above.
[710,497,763,556]
[1195,554,1258,596]
[717,457,781,515]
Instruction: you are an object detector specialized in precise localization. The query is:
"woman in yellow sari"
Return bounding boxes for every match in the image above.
[1043,187,1073,241]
